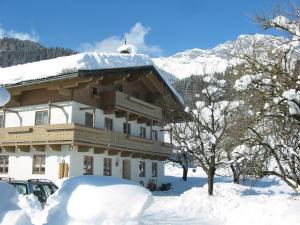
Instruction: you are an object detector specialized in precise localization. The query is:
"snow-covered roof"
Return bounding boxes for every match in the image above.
[0,52,184,105]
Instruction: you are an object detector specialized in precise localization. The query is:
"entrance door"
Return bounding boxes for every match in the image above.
[122,159,131,180]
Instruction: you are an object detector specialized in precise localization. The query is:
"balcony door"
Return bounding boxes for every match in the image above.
[122,159,131,180]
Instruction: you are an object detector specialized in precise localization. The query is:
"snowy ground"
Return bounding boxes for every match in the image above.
[1,163,300,225]
[139,164,300,225]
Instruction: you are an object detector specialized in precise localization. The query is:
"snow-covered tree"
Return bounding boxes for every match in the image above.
[169,73,241,195]
[232,6,300,191]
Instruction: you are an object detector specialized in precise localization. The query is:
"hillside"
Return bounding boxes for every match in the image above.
[0,38,76,67]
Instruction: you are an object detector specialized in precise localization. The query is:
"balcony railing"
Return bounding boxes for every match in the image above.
[0,124,172,156]
[100,90,163,121]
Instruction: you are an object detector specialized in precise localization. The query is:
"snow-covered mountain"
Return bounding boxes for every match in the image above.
[154,34,283,79]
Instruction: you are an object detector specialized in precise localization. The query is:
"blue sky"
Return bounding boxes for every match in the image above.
[0,0,292,56]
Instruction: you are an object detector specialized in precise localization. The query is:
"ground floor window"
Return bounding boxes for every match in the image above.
[0,114,5,128]
[152,162,158,177]
[0,155,9,173]
[83,156,94,175]
[103,158,112,176]
[139,161,146,177]
[32,155,46,174]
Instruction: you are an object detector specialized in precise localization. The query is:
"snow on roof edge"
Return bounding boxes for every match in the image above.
[0,52,184,105]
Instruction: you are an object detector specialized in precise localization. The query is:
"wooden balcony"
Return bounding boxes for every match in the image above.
[0,124,172,156]
[100,90,163,121]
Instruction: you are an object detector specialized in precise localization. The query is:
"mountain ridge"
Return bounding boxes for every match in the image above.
[153,33,282,79]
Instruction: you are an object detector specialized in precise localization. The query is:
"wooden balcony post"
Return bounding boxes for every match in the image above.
[125,112,129,135]
[150,120,153,140]
[93,108,96,127]
[2,107,23,127]
[48,101,52,124]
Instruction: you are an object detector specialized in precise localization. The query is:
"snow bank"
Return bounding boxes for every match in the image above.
[45,176,153,225]
[17,194,44,225]
[179,183,300,225]
[0,182,32,225]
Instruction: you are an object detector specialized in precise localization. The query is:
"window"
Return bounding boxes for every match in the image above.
[92,87,98,96]
[83,156,93,175]
[10,183,28,195]
[85,112,94,127]
[32,184,47,202]
[123,122,131,135]
[35,111,48,125]
[152,162,158,177]
[0,114,4,128]
[0,155,9,174]
[151,130,158,141]
[32,155,45,174]
[115,84,123,92]
[139,127,146,139]
[139,161,146,177]
[103,158,112,176]
[105,118,113,131]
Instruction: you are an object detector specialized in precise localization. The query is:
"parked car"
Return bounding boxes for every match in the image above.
[0,178,58,204]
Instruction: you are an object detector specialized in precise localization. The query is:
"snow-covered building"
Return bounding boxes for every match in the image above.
[0,52,184,187]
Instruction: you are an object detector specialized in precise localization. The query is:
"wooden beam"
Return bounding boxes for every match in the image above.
[103,108,115,115]
[102,75,127,85]
[132,153,142,158]
[86,77,104,89]
[47,144,61,151]
[120,151,132,157]
[94,147,105,154]
[137,118,148,124]
[129,114,139,121]
[108,149,119,156]
[58,88,72,97]
[16,145,30,152]
[126,73,145,82]
[1,146,15,152]
[78,145,90,152]
[31,145,45,152]
[115,111,127,118]
[141,154,152,159]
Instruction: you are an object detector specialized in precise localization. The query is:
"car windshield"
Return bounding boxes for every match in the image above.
[9,183,28,195]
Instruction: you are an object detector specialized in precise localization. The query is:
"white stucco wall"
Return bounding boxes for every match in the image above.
[71,101,165,142]
[0,145,70,181]
[2,102,72,127]
[1,101,165,142]
[0,101,167,185]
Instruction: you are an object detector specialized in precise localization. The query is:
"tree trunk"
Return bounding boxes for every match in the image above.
[182,166,188,181]
[230,163,240,184]
[208,166,215,195]
[227,152,240,184]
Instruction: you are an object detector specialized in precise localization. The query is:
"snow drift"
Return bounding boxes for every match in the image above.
[0,182,32,225]
[179,182,300,225]
[44,176,153,225]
